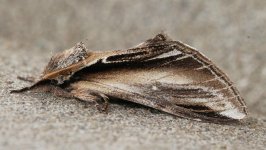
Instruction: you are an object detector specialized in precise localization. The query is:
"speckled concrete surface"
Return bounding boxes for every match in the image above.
[0,0,265,150]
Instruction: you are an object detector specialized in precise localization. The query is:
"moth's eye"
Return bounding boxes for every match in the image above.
[43,42,88,74]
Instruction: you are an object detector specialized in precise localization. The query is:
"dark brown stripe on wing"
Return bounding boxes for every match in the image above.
[106,51,148,61]
[105,44,173,63]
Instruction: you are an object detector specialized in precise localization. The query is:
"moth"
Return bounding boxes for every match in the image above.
[12,33,247,123]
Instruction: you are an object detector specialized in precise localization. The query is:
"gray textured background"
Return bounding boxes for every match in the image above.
[0,0,265,149]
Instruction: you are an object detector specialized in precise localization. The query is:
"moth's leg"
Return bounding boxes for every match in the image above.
[70,89,109,112]
[24,84,75,99]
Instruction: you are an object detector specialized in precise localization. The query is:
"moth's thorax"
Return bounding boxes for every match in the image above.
[41,42,89,84]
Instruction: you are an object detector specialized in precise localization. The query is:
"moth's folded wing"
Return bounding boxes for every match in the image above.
[70,46,247,122]
[70,80,223,122]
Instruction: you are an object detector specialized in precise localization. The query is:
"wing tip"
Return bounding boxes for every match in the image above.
[219,108,247,120]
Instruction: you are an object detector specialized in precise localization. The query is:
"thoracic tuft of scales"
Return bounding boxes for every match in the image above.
[43,42,88,75]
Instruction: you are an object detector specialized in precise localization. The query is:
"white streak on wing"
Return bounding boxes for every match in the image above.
[178,41,199,52]
[201,94,241,107]
[157,54,192,68]
[134,42,145,48]
[101,57,108,63]
[158,75,193,84]
[201,74,227,83]
[179,98,213,103]
[195,64,213,70]
[214,85,233,92]
[193,118,202,121]
[219,108,246,119]
[148,49,182,60]
[175,54,191,61]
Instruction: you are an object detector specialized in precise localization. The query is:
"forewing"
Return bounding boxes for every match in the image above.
[70,38,247,122]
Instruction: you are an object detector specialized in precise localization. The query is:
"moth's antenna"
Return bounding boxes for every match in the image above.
[10,86,34,93]
[10,79,45,94]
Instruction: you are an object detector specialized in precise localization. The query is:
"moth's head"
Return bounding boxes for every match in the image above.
[41,42,88,84]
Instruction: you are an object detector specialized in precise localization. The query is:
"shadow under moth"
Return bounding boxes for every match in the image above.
[12,33,247,124]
